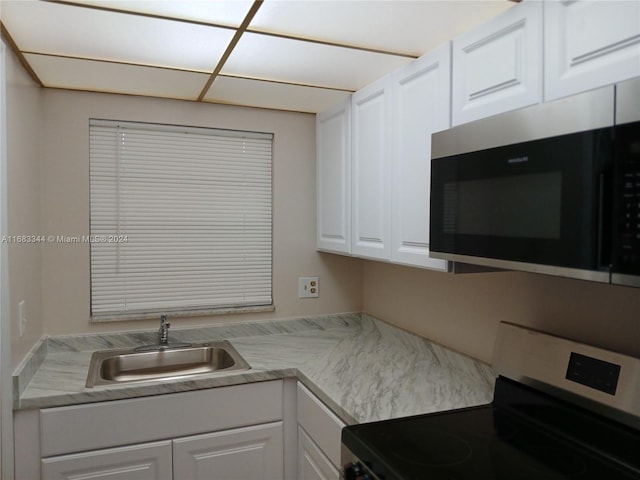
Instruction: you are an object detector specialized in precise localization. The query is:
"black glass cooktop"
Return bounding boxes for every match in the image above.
[342,378,640,480]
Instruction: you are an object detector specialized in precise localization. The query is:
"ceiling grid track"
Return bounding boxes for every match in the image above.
[44,0,416,59]
[42,0,237,30]
[197,0,264,102]
[244,29,418,59]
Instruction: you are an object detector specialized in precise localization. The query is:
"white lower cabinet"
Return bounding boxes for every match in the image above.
[173,422,284,480]
[297,427,339,480]
[14,380,285,480]
[16,379,352,480]
[41,441,173,480]
[41,423,284,480]
[296,383,346,480]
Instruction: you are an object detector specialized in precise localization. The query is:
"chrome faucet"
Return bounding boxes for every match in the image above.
[134,314,191,351]
[159,315,170,346]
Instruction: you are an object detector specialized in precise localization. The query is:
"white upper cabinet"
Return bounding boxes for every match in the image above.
[544,0,640,102]
[390,43,450,270]
[316,0,638,270]
[351,75,392,260]
[316,98,351,254]
[451,0,543,125]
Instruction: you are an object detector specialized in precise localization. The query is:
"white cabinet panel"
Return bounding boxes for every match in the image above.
[351,76,391,260]
[544,0,640,101]
[452,1,542,125]
[40,380,283,457]
[297,427,340,480]
[41,441,172,480]
[316,98,351,254]
[173,422,284,480]
[390,43,450,270]
[296,383,345,469]
[17,382,285,480]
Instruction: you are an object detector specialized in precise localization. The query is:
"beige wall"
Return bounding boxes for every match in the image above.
[6,46,44,368]
[363,261,640,364]
[35,90,362,339]
[9,65,639,371]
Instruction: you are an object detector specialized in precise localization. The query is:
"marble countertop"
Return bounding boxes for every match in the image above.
[13,313,496,425]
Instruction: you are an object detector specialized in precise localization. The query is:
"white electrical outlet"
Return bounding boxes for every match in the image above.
[18,300,26,337]
[298,277,319,298]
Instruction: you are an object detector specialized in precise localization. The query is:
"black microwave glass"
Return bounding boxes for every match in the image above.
[430,126,614,271]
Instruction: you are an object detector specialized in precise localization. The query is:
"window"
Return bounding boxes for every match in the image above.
[89,119,273,320]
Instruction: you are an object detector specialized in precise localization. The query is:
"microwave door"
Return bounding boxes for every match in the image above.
[431,130,610,270]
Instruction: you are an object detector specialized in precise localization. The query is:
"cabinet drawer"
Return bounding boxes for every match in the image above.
[297,382,345,467]
[40,380,283,457]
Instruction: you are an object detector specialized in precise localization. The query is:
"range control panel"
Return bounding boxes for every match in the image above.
[495,322,639,422]
[566,352,621,395]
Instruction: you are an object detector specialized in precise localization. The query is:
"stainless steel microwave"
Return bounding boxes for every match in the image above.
[430,77,640,288]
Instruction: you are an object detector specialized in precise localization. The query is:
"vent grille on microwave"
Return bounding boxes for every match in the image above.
[443,183,457,234]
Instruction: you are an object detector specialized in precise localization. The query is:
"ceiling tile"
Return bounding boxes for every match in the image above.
[1,0,516,113]
[250,0,514,56]
[222,32,412,91]
[2,0,235,71]
[62,0,255,27]
[25,54,209,100]
[205,75,352,113]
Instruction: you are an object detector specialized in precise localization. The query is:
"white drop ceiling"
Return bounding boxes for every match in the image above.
[1,0,514,113]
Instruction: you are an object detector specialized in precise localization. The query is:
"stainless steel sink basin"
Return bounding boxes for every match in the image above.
[85,341,250,387]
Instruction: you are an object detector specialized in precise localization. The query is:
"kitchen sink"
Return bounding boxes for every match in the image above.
[85,341,250,387]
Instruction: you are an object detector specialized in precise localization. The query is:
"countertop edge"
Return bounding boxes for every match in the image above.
[15,369,299,411]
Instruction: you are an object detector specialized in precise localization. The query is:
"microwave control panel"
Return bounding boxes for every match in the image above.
[617,121,640,274]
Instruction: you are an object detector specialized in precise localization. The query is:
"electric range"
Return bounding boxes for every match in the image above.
[341,322,640,480]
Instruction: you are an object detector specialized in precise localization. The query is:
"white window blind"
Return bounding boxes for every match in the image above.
[89,119,273,318]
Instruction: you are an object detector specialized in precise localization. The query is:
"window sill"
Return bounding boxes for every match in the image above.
[90,304,276,323]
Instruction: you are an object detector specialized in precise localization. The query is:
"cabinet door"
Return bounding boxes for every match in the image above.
[41,441,172,480]
[297,427,340,480]
[390,43,450,271]
[451,0,542,125]
[296,382,345,469]
[544,0,640,102]
[351,76,391,260]
[316,98,351,254]
[173,422,284,480]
